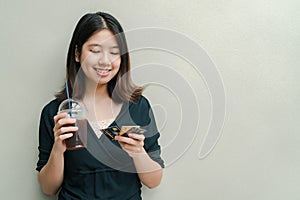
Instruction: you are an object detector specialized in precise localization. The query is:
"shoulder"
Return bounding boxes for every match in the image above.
[127,95,155,127]
[38,99,60,133]
[128,95,152,116]
[130,95,151,109]
[40,98,60,119]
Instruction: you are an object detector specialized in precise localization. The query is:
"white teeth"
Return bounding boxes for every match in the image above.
[96,69,110,74]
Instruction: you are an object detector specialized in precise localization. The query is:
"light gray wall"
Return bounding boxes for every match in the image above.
[1,0,299,199]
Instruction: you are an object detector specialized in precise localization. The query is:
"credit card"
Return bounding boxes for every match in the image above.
[101,126,120,140]
[120,126,146,137]
[101,125,146,140]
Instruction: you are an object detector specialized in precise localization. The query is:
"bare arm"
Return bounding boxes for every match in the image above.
[38,113,77,195]
[116,134,163,189]
[38,148,65,195]
[131,149,163,188]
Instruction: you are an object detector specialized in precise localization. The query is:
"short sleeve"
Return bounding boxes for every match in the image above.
[144,133,164,168]
[36,100,58,171]
[138,97,165,168]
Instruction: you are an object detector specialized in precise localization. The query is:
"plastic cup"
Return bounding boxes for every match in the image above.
[58,99,87,150]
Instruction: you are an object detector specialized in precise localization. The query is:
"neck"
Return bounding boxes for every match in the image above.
[84,80,110,102]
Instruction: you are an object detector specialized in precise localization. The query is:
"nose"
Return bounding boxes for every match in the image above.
[99,51,111,66]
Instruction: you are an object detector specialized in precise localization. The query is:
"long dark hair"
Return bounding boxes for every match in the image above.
[56,12,143,103]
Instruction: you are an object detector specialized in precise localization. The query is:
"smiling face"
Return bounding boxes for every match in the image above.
[76,29,121,86]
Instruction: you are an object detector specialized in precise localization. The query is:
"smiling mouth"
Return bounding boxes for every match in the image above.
[95,68,112,75]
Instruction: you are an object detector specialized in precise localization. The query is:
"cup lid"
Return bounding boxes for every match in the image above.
[58,99,83,112]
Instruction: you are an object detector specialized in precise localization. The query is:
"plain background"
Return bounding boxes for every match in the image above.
[1,0,299,199]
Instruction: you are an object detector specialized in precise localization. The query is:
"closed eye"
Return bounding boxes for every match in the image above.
[90,50,101,53]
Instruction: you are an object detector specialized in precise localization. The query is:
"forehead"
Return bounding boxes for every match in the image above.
[85,29,118,47]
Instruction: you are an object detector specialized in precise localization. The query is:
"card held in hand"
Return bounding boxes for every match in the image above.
[101,126,120,140]
[101,125,146,140]
[119,126,146,137]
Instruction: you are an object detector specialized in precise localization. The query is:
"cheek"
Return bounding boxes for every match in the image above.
[81,54,99,66]
[112,57,121,69]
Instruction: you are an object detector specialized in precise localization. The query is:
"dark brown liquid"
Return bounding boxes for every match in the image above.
[65,119,87,150]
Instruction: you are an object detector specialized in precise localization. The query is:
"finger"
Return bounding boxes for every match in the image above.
[121,143,137,151]
[58,133,74,141]
[128,133,145,141]
[60,126,78,133]
[118,141,126,148]
[57,118,76,128]
[55,126,78,137]
[53,118,76,132]
[54,112,68,124]
[118,141,145,154]
[118,141,134,151]
[115,136,137,145]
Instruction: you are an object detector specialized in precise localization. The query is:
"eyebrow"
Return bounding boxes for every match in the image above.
[88,44,119,49]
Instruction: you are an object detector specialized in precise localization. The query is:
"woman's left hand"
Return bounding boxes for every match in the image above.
[115,133,146,157]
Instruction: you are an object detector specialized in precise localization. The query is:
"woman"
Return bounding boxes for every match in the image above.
[36,12,164,199]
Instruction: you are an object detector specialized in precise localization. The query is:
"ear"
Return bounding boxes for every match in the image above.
[75,46,80,62]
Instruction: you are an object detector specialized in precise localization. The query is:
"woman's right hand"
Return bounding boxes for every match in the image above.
[52,113,78,154]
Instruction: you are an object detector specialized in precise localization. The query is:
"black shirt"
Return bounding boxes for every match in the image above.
[36,96,164,200]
